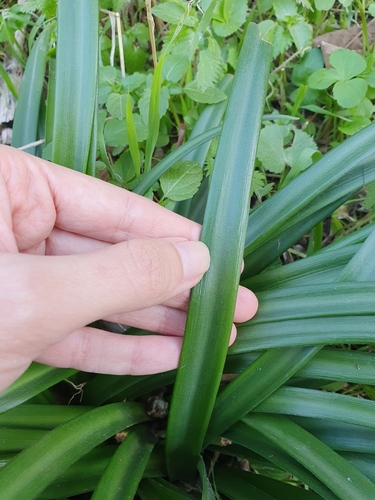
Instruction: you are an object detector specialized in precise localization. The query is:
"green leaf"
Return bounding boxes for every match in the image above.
[11,25,51,154]
[52,0,98,173]
[285,127,317,166]
[196,36,225,91]
[104,115,147,148]
[258,20,276,44]
[144,52,168,174]
[330,49,367,80]
[212,0,248,37]
[0,364,77,414]
[363,181,375,209]
[308,68,340,89]
[333,78,368,108]
[163,53,190,83]
[184,81,227,104]
[253,386,375,432]
[273,0,297,20]
[0,404,91,429]
[133,126,221,196]
[369,3,375,16]
[291,48,324,86]
[120,72,147,92]
[0,403,148,499]
[215,466,322,500]
[242,415,375,500]
[288,18,312,50]
[106,93,127,120]
[272,25,293,58]
[160,160,202,202]
[91,425,156,500]
[215,466,275,500]
[138,478,194,499]
[151,1,196,27]
[315,0,335,10]
[197,457,216,500]
[0,60,18,99]
[166,24,272,480]
[0,428,48,453]
[139,86,170,126]
[225,422,340,499]
[257,124,289,173]
[243,121,375,276]
[338,116,371,136]
[126,93,141,180]
[205,346,318,445]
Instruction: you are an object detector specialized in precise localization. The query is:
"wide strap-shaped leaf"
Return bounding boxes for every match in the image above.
[226,347,375,385]
[0,403,148,499]
[214,465,321,500]
[253,386,375,431]
[205,346,318,445]
[165,24,273,480]
[243,130,375,276]
[51,0,98,172]
[290,416,375,454]
[224,422,340,500]
[138,478,194,499]
[0,363,77,414]
[0,404,92,429]
[11,25,52,154]
[242,245,359,292]
[242,414,375,500]
[91,424,156,500]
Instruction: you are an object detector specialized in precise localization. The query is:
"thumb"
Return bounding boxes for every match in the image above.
[1,239,210,349]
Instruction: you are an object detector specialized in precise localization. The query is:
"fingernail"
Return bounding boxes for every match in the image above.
[174,241,210,281]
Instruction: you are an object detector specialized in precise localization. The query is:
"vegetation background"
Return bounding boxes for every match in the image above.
[1,0,375,499]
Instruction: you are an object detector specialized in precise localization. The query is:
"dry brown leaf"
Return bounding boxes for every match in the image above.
[313,19,375,67]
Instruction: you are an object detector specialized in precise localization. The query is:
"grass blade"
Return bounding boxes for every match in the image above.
[11,25,51,154]
[0,403,148,499]
[0,60,18,99]
[144,52,167,175]
[45,57,56,146]
[165,24,272,479]
[126,93,141,180]
[51,0,98,172]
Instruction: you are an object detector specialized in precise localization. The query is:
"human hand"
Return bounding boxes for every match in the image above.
[0,145,258,393]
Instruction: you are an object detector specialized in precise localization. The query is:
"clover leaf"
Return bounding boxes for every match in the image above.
[308,49,368,108]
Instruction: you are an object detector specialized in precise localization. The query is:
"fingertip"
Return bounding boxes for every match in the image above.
[229,324,237,346]
[174,241,210,282]
[234,286,258,323]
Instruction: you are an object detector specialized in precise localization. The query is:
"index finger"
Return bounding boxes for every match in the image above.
[4,146,201,243]
[42,158,201,243]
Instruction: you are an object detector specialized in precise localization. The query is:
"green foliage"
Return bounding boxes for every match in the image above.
[309,49,369,108]
[3,0,375,498]
[160,160,203,202]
